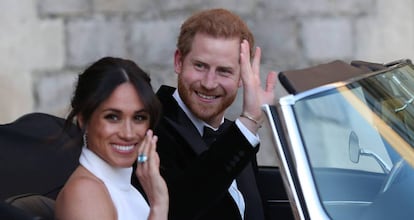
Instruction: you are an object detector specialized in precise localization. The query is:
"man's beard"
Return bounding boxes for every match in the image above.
[177,77,236,124]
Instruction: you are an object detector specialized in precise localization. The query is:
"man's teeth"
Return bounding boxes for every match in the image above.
[113,145,134,151]
[198,92,216,100]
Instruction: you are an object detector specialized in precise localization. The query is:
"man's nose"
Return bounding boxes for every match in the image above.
[201,70,218,89]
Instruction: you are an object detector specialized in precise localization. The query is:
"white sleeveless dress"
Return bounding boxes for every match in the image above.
[79,146,150,220]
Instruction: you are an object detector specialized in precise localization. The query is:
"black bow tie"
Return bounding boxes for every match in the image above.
[202,126,225,146]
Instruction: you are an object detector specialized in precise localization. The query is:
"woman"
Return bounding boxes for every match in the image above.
[55,57,168,220]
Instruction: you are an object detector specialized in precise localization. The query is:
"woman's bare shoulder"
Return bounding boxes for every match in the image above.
[55,166,116,220]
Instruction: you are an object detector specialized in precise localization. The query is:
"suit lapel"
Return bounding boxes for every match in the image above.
[157,85,208,155]
[163,107,233,155]
[165,117,208,155]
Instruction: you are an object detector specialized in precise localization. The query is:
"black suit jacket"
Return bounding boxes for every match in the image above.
[150,85,265,220]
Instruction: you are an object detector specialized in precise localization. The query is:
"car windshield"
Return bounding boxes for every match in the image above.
[293,62,414,220]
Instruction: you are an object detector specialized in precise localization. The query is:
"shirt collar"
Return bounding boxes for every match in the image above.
[172,89,224,135]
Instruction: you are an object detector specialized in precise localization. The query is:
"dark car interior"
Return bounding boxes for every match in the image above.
[257,166,294,220]
[0,113,82,219]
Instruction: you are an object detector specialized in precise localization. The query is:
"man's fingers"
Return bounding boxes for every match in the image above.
[240,40,251,77]
[252,47,261,75]
[265,71,278,92]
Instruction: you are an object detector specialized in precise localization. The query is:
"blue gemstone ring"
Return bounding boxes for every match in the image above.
[137,154,148,163]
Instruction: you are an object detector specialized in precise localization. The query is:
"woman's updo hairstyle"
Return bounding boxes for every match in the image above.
[65,57,161,131]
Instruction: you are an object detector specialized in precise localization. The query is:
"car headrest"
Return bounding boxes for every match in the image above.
[6,193,55,220]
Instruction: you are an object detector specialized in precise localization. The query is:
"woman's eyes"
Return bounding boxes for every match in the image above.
[104,114,119,121]
[134,114,149,122]
[103,113,148,123]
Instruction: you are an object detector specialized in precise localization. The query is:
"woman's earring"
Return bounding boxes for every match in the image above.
[83,132,88,147]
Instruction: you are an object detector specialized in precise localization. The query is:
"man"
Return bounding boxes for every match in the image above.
[135,8,277,220]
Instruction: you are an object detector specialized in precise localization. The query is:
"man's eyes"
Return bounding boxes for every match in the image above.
[194,62,206,70]
[218,69,232,74]
[217,68,233,76]
[193,62,233,75]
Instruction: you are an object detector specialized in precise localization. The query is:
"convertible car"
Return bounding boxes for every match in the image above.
[261,58,414,220]
[1,59,414,220]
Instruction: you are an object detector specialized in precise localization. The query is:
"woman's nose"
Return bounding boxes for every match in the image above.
[119,121,133,139]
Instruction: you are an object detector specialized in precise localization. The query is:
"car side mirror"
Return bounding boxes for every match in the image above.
[349,131,361,163]
[348,131,391,173]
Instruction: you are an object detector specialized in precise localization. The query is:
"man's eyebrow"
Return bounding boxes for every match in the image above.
[191,58,207,64]
[217,66,234,71]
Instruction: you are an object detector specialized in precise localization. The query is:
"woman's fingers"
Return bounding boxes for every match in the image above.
[147,134,159,170]
[136,129,161,175]
[137,130,151,164]
[135,130,167,207]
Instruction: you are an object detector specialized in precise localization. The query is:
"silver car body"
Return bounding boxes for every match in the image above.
[265,60,414,220]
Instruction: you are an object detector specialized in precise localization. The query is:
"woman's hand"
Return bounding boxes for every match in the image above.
[135,129,169,220]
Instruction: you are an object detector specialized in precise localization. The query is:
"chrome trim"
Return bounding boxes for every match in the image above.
[266,199,291,203]
[278,101,331,220]
[383,58,411,67]
[360,149,391,173]
[279,83,345,105]
[323,201,372,206]
[262,104,305,220]
[381,159,405,193]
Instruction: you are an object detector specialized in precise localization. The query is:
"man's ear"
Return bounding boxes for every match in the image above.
[174,49,183,74]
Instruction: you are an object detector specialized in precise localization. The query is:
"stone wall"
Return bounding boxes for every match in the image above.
[2,0,414,165]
